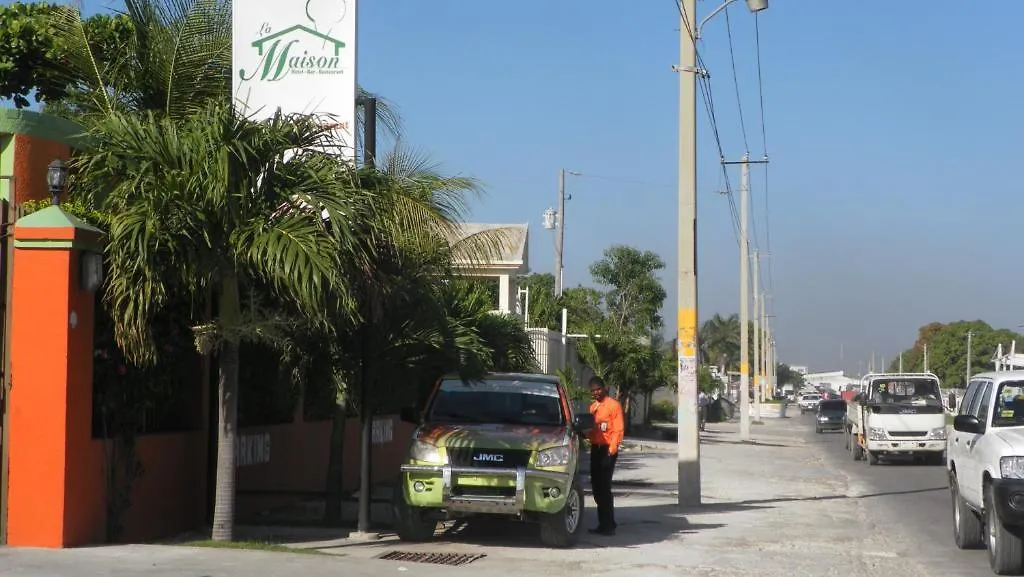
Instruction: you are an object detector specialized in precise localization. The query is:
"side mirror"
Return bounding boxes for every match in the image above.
[399,406,421,425]
[572,413,595,435]
[952,414,982,434]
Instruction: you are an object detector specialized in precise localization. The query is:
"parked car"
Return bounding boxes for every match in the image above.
[394,372,595,548]
[815,399,846,433]
[948,370,1024,574]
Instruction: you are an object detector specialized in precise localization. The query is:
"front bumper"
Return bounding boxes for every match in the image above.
[991,478,1024,527]
[816,420,843,429]
[400,464,571,515]
[865,439,945,453]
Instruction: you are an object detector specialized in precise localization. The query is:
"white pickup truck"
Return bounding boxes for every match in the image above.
[949,370,1024,575]
[845,372,946,466]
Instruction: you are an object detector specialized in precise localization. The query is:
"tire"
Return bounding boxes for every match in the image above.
[951,472,983,549]
[539,480,584,548]
[392,490,438,542]
[986,482,1024,574]
[867,451,880,466]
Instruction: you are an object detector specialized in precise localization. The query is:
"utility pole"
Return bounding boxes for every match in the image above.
[721,154,768,436]
[555,169,566,296]
[763,309,774,400]
[899,352,903,373]
[674,0,701,507]
[738,155,751,439]
[753,251,761,421]
[924,344,929,373]
[966,331,974,384]
[674,0,768,506]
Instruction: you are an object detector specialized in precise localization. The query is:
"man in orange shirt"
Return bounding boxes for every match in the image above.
[587,375,624,536]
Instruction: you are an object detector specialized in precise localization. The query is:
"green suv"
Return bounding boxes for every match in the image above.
[393,373,595,548]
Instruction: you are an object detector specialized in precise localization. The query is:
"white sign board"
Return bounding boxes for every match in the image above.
[232,0,357,161]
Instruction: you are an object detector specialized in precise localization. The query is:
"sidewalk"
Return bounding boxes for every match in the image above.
[0,419,928,577]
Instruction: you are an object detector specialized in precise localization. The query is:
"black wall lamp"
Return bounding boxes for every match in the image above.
[46,159,69,205]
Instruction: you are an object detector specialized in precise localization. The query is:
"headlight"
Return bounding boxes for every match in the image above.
[928,427,947,440]
[818,415,829,422]
[1001,457,1024,479]
[409,439,444,463]
[535,445,571,467]
[868,427,886,441]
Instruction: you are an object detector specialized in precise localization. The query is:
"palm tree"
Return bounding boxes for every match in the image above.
[74,101,403,540]
[700,313,740,370]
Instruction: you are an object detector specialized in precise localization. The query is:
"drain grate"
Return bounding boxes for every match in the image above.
[377,551,486,566]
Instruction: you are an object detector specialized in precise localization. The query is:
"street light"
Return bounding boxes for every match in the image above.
[46,159,69,205]
[675,0,769,508]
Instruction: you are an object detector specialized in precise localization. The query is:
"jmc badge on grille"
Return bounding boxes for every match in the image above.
[473,452,505,463]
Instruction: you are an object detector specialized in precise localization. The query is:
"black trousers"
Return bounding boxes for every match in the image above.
[590,444,618,529]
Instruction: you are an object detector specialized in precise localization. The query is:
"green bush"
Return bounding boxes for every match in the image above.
[649,399,676,423]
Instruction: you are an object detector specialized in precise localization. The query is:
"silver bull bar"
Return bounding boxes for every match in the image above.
[400,464,570,514]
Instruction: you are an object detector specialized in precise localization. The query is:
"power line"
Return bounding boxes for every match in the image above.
[754,11,774,305]
[724,5,750,154]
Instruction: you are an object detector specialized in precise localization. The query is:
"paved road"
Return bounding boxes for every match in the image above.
[794,412,990,576]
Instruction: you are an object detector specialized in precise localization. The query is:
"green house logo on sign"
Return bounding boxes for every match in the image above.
[240,22,347,82]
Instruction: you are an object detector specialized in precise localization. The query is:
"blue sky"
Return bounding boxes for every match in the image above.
[354,0,1024,374]
[12,0,1024,375]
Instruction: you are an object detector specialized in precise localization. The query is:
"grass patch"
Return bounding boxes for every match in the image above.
[752,420,765,425]
[180,539,326,555]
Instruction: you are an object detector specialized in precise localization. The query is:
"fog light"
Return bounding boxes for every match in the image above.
[548,487,561,499]
[413,481,426,493]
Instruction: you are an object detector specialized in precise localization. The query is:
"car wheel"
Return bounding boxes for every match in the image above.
[867,451,880,466]
[986,482,1024,574]
[392,490,438,542]
[951,472,983,549]
[539,480,584,548]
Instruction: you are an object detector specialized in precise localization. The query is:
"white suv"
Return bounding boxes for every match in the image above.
[797,393,821,414]
[949,370,1024,575]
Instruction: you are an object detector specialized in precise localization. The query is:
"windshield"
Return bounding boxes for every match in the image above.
[870,378,940,403]
[819,400,846,412]
[801,394,820,401]
[428,378,564,427]
[993,380,1024,428]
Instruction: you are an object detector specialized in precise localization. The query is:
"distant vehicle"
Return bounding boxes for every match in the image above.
[846,372,946,466]
[815,400,847,434]
[948,370,1024,575]
[798,392,821,414]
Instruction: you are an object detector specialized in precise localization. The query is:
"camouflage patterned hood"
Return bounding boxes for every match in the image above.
[417,422,569,451]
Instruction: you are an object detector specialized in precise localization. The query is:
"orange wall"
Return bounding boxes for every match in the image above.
[12,135,70,205]
[235,416,414,521]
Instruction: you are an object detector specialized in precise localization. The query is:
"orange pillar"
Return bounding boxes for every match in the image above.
[7,205,105,547]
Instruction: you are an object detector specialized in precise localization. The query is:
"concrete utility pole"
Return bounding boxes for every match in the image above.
[738,156,751,438]
[924,344,929,373]
[675,0,769,506]
[674,0,701,506]
[752,252,761,421]
[763,309,774,400]
[899,352,903,373]
[966,331,974,384]
[553,169,579,296]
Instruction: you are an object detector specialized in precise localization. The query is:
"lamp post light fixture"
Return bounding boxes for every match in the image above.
[46,159,69,205]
